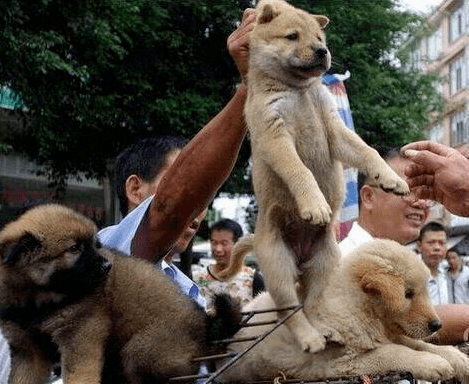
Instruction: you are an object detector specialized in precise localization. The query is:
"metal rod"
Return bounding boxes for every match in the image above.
[192,352,237,363]
[203,304,304,384]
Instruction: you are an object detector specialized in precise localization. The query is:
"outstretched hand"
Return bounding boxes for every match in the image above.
[227,8,256,82]
[402,141,469,217]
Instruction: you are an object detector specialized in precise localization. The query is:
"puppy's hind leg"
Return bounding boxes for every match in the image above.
[254,226,326,353]
[301,230,340,321]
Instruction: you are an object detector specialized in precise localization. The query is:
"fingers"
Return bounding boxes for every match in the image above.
[406,173,435,190]
[404,162,426,178]
[413,185,435,201]
[402,148,446,171]
[227,8,256,80]
[402,141,453,157]
[228,8,256,45]
[242,7,256,23]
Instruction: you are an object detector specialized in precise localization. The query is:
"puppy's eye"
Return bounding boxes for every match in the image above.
[68,244,81,253]
[285,32,299,41]
[405,289,414,299]
[317,35,323,42]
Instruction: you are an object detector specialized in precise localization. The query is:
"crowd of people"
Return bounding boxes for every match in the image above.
[3,2,469,382]
[192,218,264,312]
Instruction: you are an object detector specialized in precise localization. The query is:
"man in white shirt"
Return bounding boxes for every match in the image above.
[446,248,469,304]
[417,222,449,305]
[339,147,431,257]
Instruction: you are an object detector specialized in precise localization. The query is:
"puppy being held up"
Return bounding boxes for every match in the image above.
[218,0,409,354]
[220,240,469,383]
[0,204,240,384]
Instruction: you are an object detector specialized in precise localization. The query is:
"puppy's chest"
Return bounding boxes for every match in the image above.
[259,91,330,158]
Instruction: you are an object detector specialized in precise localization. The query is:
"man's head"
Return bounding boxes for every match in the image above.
[209,219,243,269]
[417,221,447,273]
[115,136,206,259]
[447,248,463,273]
[357,147,432,245]
[115,136,187,217]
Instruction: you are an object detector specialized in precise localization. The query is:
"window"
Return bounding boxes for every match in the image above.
[429,124,443,143]
[449,6,465,42]
[409,44,422,71]
[426,27,442,61]
[450,55,466,94]
[451,110,469,146]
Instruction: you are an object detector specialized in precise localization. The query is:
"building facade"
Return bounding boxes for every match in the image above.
[406,0,469,228]
[407,0,469,146]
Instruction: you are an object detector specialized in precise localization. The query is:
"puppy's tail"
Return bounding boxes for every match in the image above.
[216,234,254,280]
[206,293,242,344]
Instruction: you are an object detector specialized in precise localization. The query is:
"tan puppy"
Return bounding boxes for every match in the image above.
[219,0,409,353]
[220,240,469,383]
[0,204,240,384]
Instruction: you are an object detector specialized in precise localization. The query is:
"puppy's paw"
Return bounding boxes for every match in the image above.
[299,332,327,353]
[298,195,332,225]
[412,353,454,382]
[292,321,327,353]
[431,345,469,383]
[370,168,409,195]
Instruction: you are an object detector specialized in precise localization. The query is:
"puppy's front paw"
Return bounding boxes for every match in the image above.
[412,354,454,382]
[370,168,409,195]
[298,194,332,225]
[432,345,469,383]
[299,332,327,353]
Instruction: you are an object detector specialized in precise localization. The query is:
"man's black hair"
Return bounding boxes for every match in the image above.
[209,218,244,242]
[115,136,187,217]
[418,221,447,242]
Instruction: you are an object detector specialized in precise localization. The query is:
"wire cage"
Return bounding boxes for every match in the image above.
[167,305,420,384]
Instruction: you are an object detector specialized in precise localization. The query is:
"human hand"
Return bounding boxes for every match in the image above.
[227,8,256,82]
[402,141,469,217]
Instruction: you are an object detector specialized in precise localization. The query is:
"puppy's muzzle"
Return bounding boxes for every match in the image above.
[428,318,442,333]
[314,47,328,59]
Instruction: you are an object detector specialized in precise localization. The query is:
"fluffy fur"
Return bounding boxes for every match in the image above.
[219,0,409,353]
[220,239,469,383]
[0,204,240,384]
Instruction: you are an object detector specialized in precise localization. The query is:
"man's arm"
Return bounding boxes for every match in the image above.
[132,9,256,261]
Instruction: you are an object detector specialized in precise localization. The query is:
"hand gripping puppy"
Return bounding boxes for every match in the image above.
[218,0,409,353]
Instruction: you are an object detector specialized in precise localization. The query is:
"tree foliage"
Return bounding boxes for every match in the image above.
[0,0,443,196]
[0,0,251,192]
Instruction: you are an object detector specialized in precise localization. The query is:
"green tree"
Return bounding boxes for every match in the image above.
[0,0,251,193]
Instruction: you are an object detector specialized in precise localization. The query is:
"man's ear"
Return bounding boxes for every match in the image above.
[125,175,146,209]
[360,185,375,208]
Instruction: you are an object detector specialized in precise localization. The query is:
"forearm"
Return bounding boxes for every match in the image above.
[133,84,248,260]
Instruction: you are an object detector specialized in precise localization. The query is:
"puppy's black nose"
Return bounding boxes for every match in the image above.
[315,47,328,58]
[429,319,442,333]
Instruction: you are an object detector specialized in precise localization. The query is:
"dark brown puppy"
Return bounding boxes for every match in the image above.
[0,204,240,384]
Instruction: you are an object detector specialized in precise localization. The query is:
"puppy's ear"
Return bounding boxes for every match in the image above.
[358,265,405,312]
[258,4,279,24]
[314,15,329,29]
[1,233,41,264]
